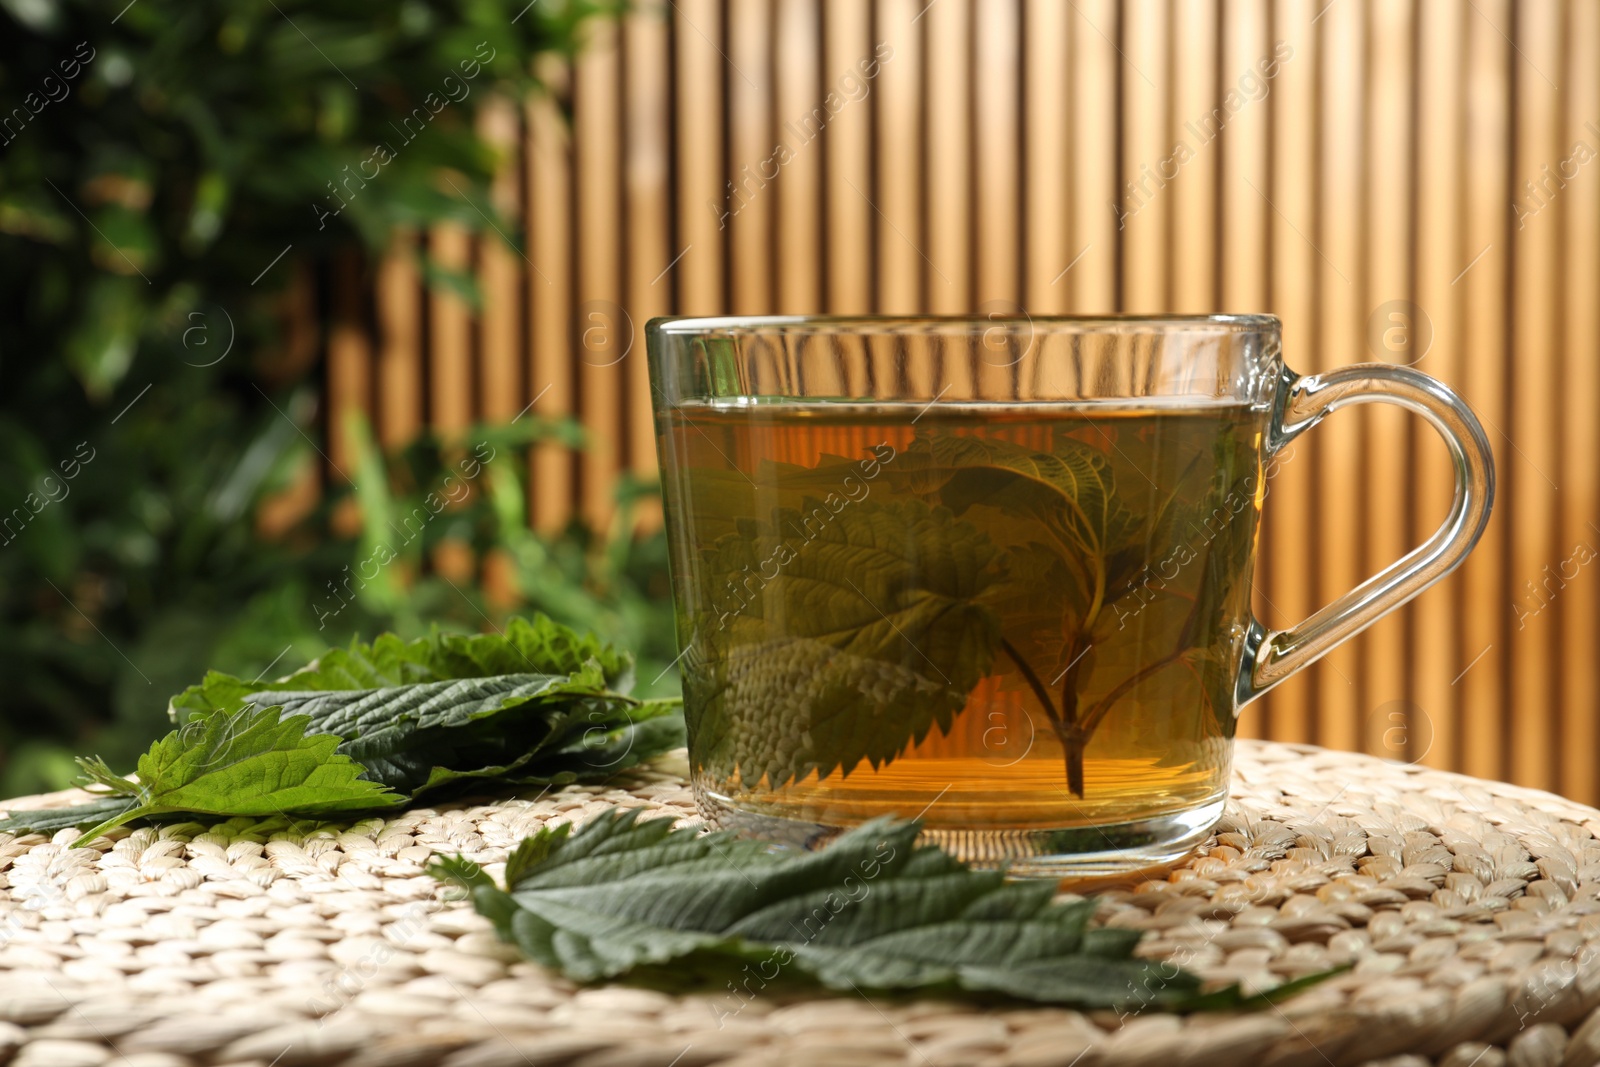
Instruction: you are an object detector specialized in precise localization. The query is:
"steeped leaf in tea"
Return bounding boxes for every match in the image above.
[660,401,1261,832]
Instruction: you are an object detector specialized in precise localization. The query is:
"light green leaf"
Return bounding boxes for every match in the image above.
[67,706,398,845]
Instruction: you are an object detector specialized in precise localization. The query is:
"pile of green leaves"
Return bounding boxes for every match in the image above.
[0,616,683,843]
[432,807,1333,1010]
[0,0,626,798]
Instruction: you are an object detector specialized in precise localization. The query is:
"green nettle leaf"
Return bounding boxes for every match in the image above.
[901,434,1139,567]
[430,808,1339,1009]
[689,499,1004,787]
[169,615,634,719]
[886,427,1257,795]
[66,706,399,843]
[0,617,684,840]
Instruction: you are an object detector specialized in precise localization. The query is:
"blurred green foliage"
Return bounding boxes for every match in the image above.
[0,0,676,798]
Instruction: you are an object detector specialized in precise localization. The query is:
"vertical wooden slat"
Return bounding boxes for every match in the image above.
[728,0,774,314]
[1560,2,1600,805]
[677,0,725,313]
[1412,0,1465,772]
[1168,0,1218,315]
[875,0,922,313]
[1119,0,1168,313]
[1219,0,1269,314]
[926,0,972,314]
[427,223,474,435]
[1458,0,1511,783]
[1313,0,1364,753]
[824,0,872,313]
[326,248,370,482]
[1262,0,1316,744]
[576,19,624,531]
[1359,0,1415,757]
[527,65,574,533]
[773,0,823,313]
[974,0,1020,307]
[1024,0,1070,315]
[624,5,672,525]
[1220,0,1270,742]
[478,97,523,424]
[1069,0,1118,314]
[376,230,422,449]
[1509,0,1564,792]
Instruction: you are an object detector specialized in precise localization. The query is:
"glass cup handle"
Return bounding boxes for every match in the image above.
[1236,363,1496,706]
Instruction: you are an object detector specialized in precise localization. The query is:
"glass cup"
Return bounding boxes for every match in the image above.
[647,315,1493,876]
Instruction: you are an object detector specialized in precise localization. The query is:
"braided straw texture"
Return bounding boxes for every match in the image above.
[1,741,1599,1067]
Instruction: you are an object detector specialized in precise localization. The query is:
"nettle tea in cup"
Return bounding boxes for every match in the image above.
[649,316,1493,875]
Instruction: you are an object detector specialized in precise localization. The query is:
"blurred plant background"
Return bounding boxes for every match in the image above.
[0,0,677,797]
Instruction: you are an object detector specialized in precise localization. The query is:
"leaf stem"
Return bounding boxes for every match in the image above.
[999,637,1058,724]
[1000,637,1089,798]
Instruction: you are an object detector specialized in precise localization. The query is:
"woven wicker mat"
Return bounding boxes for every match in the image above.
[2,741,1599,1067]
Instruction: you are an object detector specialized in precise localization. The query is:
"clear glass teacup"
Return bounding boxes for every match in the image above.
[648,315,1493,876]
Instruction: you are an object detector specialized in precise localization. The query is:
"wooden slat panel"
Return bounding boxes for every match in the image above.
[823,0,871,313]
[1359,0,1415,758]
[728,0,774,314]
[427,222,473,435]
[1219,0,1269,315]
[1262,0,1317,745]
[326,248,369,482]
[576,18,624,531]
[1119,0,1167,314]
[1219,0,1269,742]
[1024,0,1069,315]
[1509,0,1564,792]
[624,5,672,496]
[1458,0,1511,783]
[974,0,1020,308]
[319,0,1600,804]
[875,0,922,314]
[926,0,972,314]
[676,0,725,313]
[1069,0,1118,313]
[1411,0,1465,773]
[375,230,422,449]
[773,0,823,314]
[1560,1,1600,804]
[1168,0,1218,315]
[526,67,574,533]
[478,97,523,423]
[1312,0,1364,753]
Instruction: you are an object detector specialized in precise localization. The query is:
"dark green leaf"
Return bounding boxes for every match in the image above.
[689,499,1003,786]
[430,808,1212,1008]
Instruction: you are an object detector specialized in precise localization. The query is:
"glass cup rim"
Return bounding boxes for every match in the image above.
[648,312,1281,335]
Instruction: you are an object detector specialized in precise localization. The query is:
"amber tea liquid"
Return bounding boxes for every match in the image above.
[659,400,1263,848]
